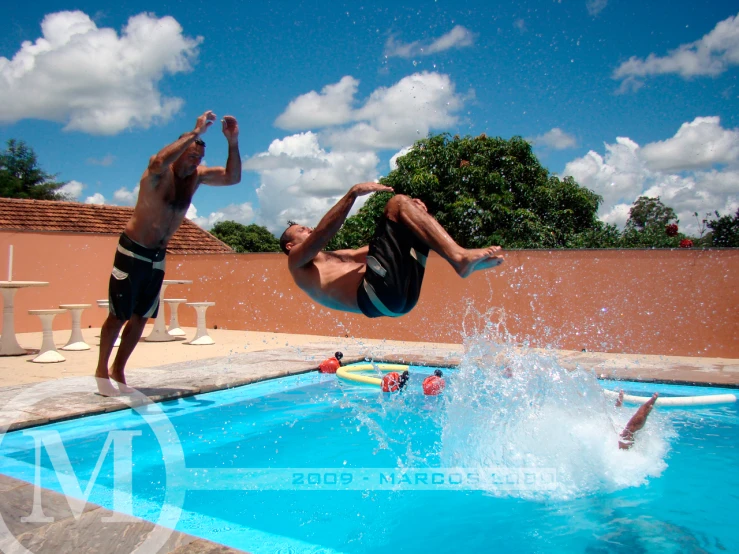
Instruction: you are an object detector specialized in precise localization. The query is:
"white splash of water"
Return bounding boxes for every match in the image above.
[440,333,674,500]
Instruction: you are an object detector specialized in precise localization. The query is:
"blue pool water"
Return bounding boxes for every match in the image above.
[1,348,738,553]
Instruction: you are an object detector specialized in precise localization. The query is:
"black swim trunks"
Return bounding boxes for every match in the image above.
[357,216,430,318]
[108,233,166,321]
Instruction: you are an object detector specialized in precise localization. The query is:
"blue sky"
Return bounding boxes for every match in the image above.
[1,0,737,235]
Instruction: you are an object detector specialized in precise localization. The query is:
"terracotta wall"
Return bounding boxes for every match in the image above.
[1,231,737,357]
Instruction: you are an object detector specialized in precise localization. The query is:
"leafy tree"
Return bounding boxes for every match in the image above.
[330,133,605,249]
[0,139,67,200]
[209,221,280,253]
[706,209,739,247]
[620,196,681,248]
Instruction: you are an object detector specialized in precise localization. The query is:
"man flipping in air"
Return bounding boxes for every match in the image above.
[95,111,241,396]
[280,182,504,318]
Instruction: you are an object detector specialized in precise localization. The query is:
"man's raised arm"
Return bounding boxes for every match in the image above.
[200,116,242,186]
[288,182,393,269]
[148,111,215,175]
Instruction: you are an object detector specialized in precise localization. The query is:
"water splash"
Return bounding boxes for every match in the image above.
[440,333,674,501]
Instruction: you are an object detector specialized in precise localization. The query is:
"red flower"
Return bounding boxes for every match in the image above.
[665,223,679,237]
[459,160,470,168]
[679,239,693,248]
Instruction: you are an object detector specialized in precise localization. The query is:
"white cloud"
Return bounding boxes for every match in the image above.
[86,154,116,166]
[390,146,413,170]
[613,12,739,92]
[85,192,105,205]
[188,202,255,230]
[246,132,379,232]
[562,117,739,233]
[0,11,201,134]
[112,185,139,206]
[59,179,84,199]
[529,128,577,150]
[640,117,739,171]
[586,0,608,17]
[384,25,476,59]
[274,76,358,131]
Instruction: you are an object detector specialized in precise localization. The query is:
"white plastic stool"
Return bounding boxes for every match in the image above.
[28,309,67,363]
[185,302,215,345]
[59,303,92,351]
[96,299,120,347]
[165,298,187,337]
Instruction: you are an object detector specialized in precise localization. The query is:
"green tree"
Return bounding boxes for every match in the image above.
[331,133,605,250]
[706,209,739,247]
[621,196,681,248]
[0,139,67,200]
[209,221,280,252]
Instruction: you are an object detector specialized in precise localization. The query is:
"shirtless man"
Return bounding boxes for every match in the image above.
[95,110,241,396]
[280,182,504,318]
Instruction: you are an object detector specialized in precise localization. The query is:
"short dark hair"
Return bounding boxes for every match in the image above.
[179,133,206,147]
[279,222,299,255]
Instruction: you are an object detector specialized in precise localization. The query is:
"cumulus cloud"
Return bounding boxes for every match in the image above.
[562,117,739,233]
[85,193,105,205]
[188,202,255,230]
[0,11,202,134]
[586,0,608,17]
[529,128,577,150]
[384,25,476,59]
[246,132,379,232]
[86,154,116,166]
[113,185,140,206]
[390,146,413,170]
[275,72,465,150]
[58,179,84,199]
[613,12,739,93]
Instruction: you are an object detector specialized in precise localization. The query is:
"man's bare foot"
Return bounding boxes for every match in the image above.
[456,246,504,278]
[96,377,120,397]
[615,390,624,407]
[619,393,658,450]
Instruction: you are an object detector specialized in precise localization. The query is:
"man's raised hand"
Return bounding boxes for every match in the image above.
[350,182,394,197]
[194,111,217,136]
[221,116,239,143]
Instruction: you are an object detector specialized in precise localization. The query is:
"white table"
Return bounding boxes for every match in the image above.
[0,281,50,356]
[145,279,192,342]
[28,308,66,363]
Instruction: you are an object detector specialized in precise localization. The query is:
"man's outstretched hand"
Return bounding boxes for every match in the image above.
[222,116,239,143]
[194,111,217,135]
[350,182,394,197]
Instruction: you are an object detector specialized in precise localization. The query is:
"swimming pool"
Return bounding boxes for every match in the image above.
[0,359,737,553]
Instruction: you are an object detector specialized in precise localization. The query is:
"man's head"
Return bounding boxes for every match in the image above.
[279,222,312,255]
[173,135,206,176]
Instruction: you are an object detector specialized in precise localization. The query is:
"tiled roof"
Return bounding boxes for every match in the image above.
[0,197,233,255]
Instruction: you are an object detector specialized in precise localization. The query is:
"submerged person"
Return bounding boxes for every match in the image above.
[618,392,659,450]
[280,182,504,318]
[95,111,241,397]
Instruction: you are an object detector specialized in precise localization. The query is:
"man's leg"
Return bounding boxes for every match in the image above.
[108,314,148,393]
[619,393,659,450]
[384,195,503,278]
[95,313,125,396]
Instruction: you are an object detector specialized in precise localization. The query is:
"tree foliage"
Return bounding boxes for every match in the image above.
[209,221,280,253]
[706,209,739,247]
[0,140,67,200]
[331,133,604,250]
[620,196,682,248]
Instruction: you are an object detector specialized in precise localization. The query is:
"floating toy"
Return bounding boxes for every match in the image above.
[422,370,445,396]
[602,388,737,407]
[319,351,343,374]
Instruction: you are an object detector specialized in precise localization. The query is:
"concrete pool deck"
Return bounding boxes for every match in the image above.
[1,326,738,554]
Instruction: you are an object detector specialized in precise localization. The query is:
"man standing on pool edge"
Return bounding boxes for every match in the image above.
[95,111,241,397]
[280,183,504,317]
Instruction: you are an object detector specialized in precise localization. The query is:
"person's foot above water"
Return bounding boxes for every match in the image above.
[110,370,136,394]
[95,377,120,397]
[456,246,504,278]
[619,393,658,450]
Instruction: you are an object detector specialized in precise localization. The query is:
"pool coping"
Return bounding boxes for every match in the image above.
[0,341,738,554]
